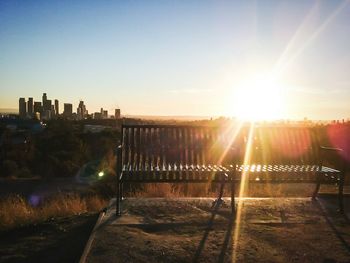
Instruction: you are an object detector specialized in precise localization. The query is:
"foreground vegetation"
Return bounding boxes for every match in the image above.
[0,118,119,178]
[0,194,107,230]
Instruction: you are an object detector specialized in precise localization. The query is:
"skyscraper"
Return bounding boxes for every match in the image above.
[42,93,47,108]
[27,97,33,117]
[103,110,108,119]
[63,103,73,119]
[43,99,51,112]
[19,98,26,119]
[55,99,59,116]
[34,101,42,114]
[43,99,52,120]
[77,101,87,120]
[51,105,55,118]
[115,109,121,119]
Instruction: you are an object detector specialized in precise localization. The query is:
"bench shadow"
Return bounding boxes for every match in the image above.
[218,215,235,263]
[98,198,238,262]
[314,199,350,254]
[193,201,235,263]
[192,201,221,263]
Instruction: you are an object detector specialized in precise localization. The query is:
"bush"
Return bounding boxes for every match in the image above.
[0,194,108,230]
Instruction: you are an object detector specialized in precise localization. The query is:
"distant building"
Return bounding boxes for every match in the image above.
[33,102,42,115]
[115,109,121,119]
[27,97,33,117]
[41,99,52,120]
[63,103,73,119]
[103,110,108,119]
[51,105,55,118]
[77,100,88,120]
[54,99,59,116]
[19,98,26,119]
[100,108,108,119]
[43,99,51,112]
[42,93,47,106]
[42,109,52,120]
[94,112,102,119]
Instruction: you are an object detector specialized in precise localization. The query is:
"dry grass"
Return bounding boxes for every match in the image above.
[129,182,345,198]
[131,183,212,198]
[0,194,107,230]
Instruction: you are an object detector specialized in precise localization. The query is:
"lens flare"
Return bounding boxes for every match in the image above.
[28,194,41,207]
[232,122,255,262]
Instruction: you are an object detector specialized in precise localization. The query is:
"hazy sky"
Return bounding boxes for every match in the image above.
[1,0,350,119]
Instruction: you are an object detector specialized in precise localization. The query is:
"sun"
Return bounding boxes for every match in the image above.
[230,74,286,121]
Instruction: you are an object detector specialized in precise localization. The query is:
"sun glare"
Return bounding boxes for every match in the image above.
[231,74,286,121]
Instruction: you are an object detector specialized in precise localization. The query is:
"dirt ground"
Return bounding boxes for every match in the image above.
[86,197,350,263]
[0,213,98,263]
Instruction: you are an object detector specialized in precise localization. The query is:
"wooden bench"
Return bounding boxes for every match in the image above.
[115,124,346,216]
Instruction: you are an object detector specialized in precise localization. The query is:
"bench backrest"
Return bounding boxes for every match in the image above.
[121,125,236,168]
[120,125,321,168]
[238,126,321,164]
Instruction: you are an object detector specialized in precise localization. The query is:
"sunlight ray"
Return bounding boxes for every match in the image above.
[232,122,255,262]
[217,121,243,165]
[273,0,350,76]
[272,1,319,76]
[207,121,243,187]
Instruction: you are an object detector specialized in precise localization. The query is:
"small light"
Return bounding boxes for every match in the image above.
[98,171,104,177]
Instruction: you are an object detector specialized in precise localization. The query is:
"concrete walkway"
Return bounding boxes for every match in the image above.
[85,197,350,263]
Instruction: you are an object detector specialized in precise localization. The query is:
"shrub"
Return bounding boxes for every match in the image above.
[0,194,107,230]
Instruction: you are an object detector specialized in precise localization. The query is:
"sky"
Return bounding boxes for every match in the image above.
[1,0,350,120]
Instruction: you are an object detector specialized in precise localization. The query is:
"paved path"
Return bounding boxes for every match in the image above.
[85,197,350,263]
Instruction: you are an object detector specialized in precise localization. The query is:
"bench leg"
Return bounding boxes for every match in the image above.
[231,181,236,216]
[218,182,225,200]
[212,182,225,208]
[312,182,320,200]
[116,181,121,216]
[312,172,321,200]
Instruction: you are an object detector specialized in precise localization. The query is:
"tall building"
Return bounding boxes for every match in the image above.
[42,93,47,105]
[54,99,59,116]
[115,109,121,119]
[63,103,73,119]
[51,105,55,118]
[103,110,108,119]
[43,109,52,120]
[27,97,33,117]
[42,99,52,120]
[77,100,87,120]
[19,98,26,119]
[34,101,42,114]
[94,112,102,119]
[43,99,51,112]
[100,108,108,119]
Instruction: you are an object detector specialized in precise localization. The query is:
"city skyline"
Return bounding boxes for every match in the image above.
[1,1,350,120]
[16,92,120,120]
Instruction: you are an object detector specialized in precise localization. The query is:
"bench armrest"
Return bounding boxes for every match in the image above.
[320,146,343,152]
[319,146,347,174]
